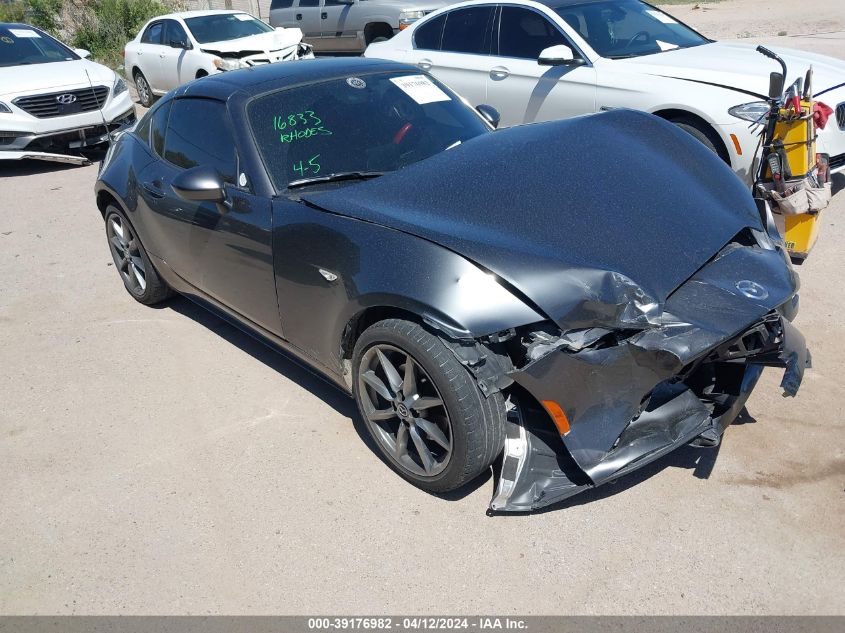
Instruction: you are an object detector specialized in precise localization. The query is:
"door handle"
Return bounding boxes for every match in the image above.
[417,58,432,71]
[296,13,302,20]
[321,12,327,19]
[142,181,165,199]
[489,66,510,80]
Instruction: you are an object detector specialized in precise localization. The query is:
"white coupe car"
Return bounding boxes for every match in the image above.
[124,10,313,107]
[365,0,845,182]
[0,22,135,165]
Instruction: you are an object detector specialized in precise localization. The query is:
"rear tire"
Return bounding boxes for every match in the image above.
[133,70,156,108]
[352,319,506,493]
[104,205,171,305]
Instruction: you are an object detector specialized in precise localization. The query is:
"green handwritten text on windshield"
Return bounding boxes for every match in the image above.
[273,111,332,144]
[292,154,321,178]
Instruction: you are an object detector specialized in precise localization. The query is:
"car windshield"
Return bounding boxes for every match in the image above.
[249,71,490,191]
[184,13,274,44]
[555,0,708,59]
[0,25,77,67]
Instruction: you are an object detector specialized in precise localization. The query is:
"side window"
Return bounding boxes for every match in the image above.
[441,6,495,55]
[163,99,237,184]
[141,21,163,44]
[497,7,570,60]
[150,101,171,157]
[298,0,319,8]
[414,13,446,50]
[325,0,349,5]
[271,0,294,8]
[164,20,189,45]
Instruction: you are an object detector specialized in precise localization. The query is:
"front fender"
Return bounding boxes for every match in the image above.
[271,200,544,375]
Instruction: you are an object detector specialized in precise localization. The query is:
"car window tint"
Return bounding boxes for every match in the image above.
[498,6,569,59]
[271,0,294,7]
[325,0,349,5]
[414,13,446,50]
[164,20,188,45]
[141,22,163,44]
[298,0,319,7]
[163,99,237,183]
[441,6,495,54]
[149,101,171,156]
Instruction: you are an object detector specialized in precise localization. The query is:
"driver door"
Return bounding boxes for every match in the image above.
[484,5,596,127]
[157,20,191,91]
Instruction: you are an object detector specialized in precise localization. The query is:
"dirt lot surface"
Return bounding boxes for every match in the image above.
[1,0,844,616]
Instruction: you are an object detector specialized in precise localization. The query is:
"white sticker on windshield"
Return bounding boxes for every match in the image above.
[233,13,252,21]
[390,75,450,105]
[645,9,677,24]
[9,28,41,38]
[656,40,679,51]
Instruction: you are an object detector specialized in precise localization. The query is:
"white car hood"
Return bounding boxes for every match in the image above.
[0,58,115,98]
[619,42,845,99]
[200,28,303,54]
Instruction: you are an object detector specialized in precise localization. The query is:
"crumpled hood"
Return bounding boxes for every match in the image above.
[201,28,303,54]
[304,110,764,329]
[617,41,845,98]
[0,58,115,97]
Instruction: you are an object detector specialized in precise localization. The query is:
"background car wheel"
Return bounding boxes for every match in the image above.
[104,206,171,305]
[133,70,155,108]
[352,319,506,493]
[670,116,726,161]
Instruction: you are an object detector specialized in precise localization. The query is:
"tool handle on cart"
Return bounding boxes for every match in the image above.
[756,45,788,80]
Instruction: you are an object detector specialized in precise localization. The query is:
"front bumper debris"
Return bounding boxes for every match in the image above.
[490,313,809,513]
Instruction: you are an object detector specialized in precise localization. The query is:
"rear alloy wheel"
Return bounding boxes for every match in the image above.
[105,206,171,305]
[133,70,155,108]
[353,319,505,492]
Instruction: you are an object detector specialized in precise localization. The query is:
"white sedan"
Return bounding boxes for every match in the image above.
[365,0,845,182]
[0,22,135,164]
[124,10,313,107]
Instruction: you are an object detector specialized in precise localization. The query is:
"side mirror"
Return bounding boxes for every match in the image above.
[172,166,230,212]
[768,71,785,99]
[169,38,190,50]
[74,48,91,58]
[476,104,500,129]
[538,44,577,66]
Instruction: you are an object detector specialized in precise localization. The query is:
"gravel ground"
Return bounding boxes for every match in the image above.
[0,0,843,615]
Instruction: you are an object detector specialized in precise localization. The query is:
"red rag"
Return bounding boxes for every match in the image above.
[813,101,834,130]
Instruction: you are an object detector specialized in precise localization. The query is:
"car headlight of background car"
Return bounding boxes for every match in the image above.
[213,57,243,72]
[0,101,12,114]
[112,76,127,97]
[729,101,770,123]
[399,10,426,29]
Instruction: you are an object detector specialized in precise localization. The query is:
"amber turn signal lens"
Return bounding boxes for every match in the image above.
[541,400,571,435]
[730,133,742,156]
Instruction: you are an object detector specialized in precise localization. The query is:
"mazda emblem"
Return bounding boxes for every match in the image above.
[56,93,77,105]
[736,280,768,300]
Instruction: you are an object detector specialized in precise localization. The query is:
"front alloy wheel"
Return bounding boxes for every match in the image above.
[352,319,506,493]
[359,344,453,477]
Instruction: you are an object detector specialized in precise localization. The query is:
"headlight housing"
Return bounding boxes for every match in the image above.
[213,57,242,71]
[728,101,770,123]
[0,102,11,114]
[399,9,426,28]
[113,76,128,97]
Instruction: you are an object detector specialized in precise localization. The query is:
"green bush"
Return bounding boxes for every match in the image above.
[70,0,173,69]
[0,0,63,35]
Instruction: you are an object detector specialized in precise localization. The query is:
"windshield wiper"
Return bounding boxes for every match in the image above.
[287,171,386,189]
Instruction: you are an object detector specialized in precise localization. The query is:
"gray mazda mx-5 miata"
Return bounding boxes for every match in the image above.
[95,58,809,512]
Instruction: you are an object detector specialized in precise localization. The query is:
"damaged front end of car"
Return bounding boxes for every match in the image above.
[472,230,810,513]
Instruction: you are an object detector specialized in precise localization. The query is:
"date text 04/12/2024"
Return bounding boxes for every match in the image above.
[307,617,529,630]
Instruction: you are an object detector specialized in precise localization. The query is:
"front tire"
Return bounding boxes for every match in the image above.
[104,206,171,305]
[352,319,505,493]
[670,116,727,162]
[133,70,155,108]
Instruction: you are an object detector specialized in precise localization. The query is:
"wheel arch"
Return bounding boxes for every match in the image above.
[364,21,394,44]
[652,108,731,165]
